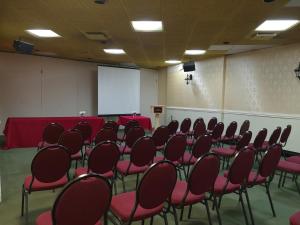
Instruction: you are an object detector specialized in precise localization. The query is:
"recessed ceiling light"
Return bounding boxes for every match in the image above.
[131,21,163,32]
[255,20,299,32]
[26,29,61,38]
[165,60,181,64]
[184,49,206,55]
[103,49,125,54]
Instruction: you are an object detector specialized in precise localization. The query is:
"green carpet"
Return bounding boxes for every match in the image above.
[0,148,299,225]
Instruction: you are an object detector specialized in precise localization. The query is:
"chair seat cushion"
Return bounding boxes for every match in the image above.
[213,176,240,195]
[287,156,300,164]
[156,145,165,151]
[223,171,266,185]
[74,167,114,178]
[84,139,91,145]
[212,147,236,157]
[290,211,300,225]
[221,136,234,142]
[171,181,205,206]
[187,139,194,146]
[119,145,132,154]
[277,160,300,174]
[110,191,163,222]
[178,152,197,165]
[71,151,82,160]
[116,161,148,175]
[153,156,180,166]
[36,211,102,225]
[24,175,68,192]
[37,141,57,149]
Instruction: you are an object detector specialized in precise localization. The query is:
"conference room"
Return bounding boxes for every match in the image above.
[0,0,300,225]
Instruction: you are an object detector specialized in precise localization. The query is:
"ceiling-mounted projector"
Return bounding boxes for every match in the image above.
[13,40,34,54]
[95,0,107,4]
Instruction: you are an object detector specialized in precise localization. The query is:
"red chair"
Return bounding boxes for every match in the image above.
[207,117,217,133]
[213,131,252,169]
[119,126,145,155]
[286,155,300,164]
[152,126,169,152]
[74,121,92,147]
[167,120,179,136]
[290,211,300,225]
[58,130,84,168]
[233,120,250,142]
[187,120,206,147]
[262,126,281,150]
[213,147,255,225]
[110,160,177,225]
[220,121,237,145]
[211,122,224,146]
[179,118,192,135]
[37,123,64,149]
[117,120,139,143]
[35,174,112,225]
[116,136,156,192]
[21,145,71,218]
[280,125,292,158]
[103,120,119,133]
[188,117,205,136]
[75,141,120,193]
[171,153,220,225]
[249,128,268,160]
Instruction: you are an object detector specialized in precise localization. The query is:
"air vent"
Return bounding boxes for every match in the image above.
[82,31,109,41]
[251,32,277,40]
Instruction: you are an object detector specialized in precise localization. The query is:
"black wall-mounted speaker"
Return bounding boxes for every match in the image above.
[183,61,195,72]
[13,40,34,54]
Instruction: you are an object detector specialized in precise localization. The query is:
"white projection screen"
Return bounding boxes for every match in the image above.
[98,66,140,115]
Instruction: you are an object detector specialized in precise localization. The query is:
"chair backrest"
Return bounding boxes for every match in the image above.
[207,117,217,131]
[74,121,92,141]
[124,120,139,134]
[31,145,71,185]
[258,144,282,178]
[130,136,156,167]
[42,123,64,144]
[152,126,169,147]
[280,125,292,146]
[52,174,111,225]
[59,130,83,155]
[167,120,179,135]
[164,134,186,162]
[88,141,120,174]
[192,134,212,158]
[211,122,224,140]
[227,147,255,185]
[192,117,204,130]
[239,120,250,136]
[253,128,268,149]
[125,126,145,148]
[224,121,238,138]
[137,160,177,210]
[236,131,252,151]
[103,120,119,133]
[193,121,206,139]
[94,128,117,145]
[268,127,282,146]
[188,153,220,195]
[180,118,192,134]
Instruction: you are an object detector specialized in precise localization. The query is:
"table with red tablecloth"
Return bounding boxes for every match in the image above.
[117,115,152,131]
[3,116,104,149]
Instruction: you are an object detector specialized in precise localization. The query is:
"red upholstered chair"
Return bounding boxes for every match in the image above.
[21,145,71,218]
[119,126,145,155]
[287,155,300,164]
[290,211,300,225]
[152,126,169,152]
[58,130,84,168]
[171,153,220,225]
[37,123,64,149]
[187,120,206,147]
[35,174,112,225]
[167,120,179,136]
[74,121,92,147]
[211,122,224,146]
[213,147,255,225]
[75,141,120,193]
[110,160,177,225]
[249,128,268,160]
[103,120,119,133]
[262,127,281,150]
[116,136,156,192]
[188,117,205,136]
[117,120,139,143]
[233,120,250,142]
[207,117,217,133]
[179,118,192,135]
[220,121,237,145]
[280,125,292,158]
[213,131,252,169]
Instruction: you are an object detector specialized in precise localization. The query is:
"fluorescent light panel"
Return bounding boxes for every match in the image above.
[26,29,61,37]
[103,49,125,54]
[131,21,163,32]
[255,20,299,31]
[185,49,206,55]
[165,60,181,64]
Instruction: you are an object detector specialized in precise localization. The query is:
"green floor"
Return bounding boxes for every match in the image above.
[0,148,299,225]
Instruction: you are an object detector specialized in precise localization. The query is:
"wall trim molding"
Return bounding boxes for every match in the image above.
[166,106,300,120]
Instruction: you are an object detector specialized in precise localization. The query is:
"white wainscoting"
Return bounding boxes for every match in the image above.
[166,106,300,154]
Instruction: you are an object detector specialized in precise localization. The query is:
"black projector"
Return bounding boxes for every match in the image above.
[13,40,34,54]
[183,61,195,72]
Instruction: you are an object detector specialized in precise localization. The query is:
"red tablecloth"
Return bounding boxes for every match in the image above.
[3,116,104,149]
[117,116,152,131]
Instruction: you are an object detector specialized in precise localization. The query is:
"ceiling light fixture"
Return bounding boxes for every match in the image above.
[131,21,163,32]
[184,49,206,55]
[255,20,299,32]
[26,29,61,38]
[103,49,125,54]
[165,60,181,64]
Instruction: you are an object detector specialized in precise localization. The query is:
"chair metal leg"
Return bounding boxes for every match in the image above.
[21,185,25,216]
[136,174,140,189]
[282,172,287,187]
[278,171,283,188]
[150,216,154,225]
[265,183,276,217]
[141,219,144,225]
[244,189,255,225]
[295,176,300,194]
[239,191,249,225]
[180,206,184,220]
[218,196,223,209]
[163,213,169,225]
[204,199,213,225]
[121,175,126,192]
[172,206,179,225]
[188,205,192,219]
[214,196,222,225]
